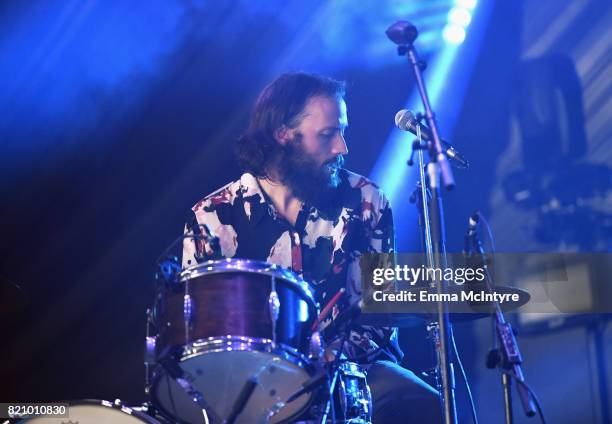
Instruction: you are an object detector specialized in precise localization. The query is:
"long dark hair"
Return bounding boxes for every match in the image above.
[235,72,346,176]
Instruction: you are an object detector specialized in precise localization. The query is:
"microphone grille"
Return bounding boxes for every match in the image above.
[394,109,414,131]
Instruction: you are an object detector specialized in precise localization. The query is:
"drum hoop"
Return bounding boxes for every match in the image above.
[59,399,161,423]
[179,335,312,370]
[179,259,316,306]
[339,361,367,379]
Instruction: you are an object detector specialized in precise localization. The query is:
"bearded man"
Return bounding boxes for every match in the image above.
[182,72,441,423]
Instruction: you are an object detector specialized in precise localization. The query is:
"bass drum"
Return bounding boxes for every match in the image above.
[18,399,162,423]
[150,259,319,424]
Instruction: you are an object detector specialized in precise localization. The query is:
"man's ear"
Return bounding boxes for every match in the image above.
[274,125,292,145]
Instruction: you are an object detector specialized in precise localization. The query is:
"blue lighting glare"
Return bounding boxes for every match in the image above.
[448,7,473,26]
[443,24,467,44]
[455,0,478,10]
[369,0,492,250]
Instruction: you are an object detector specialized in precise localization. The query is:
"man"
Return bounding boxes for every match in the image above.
[182,72,441,423]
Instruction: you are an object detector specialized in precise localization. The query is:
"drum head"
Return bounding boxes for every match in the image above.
[19,400,160,423]
[153,350,312,424]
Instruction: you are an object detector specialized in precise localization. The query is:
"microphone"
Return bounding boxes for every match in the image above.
[395,109,469,168]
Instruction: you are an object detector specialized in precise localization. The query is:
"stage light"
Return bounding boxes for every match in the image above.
[455,0,477,10]
[370,0,493,250]
[448,7,472,27]
[443,24,467,44]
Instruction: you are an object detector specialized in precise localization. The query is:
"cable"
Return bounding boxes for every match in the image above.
[512,376,547,424]
[476,212,496,254]
[451,332,479,424]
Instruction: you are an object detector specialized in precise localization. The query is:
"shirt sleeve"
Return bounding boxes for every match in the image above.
[181,204,233,268]
[182,210,204,269]
[344,192,404,363]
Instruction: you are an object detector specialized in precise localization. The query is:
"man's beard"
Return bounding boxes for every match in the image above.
[275,139,344,212]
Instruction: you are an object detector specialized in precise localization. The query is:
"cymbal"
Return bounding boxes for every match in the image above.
[0,275,28,313]
[358,312,488,328]
[359,284,530,328]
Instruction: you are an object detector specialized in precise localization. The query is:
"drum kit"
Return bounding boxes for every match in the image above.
[7,247,530,424]
[143,258,374,424]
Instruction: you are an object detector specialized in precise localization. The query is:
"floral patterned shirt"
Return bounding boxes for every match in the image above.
[182,169,402,363]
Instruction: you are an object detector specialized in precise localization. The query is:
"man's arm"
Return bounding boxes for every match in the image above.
[344,191,403,363]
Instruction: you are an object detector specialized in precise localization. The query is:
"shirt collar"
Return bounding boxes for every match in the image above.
[239,173,313,229]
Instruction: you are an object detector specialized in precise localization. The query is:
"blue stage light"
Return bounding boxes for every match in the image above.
[455,0,477,10]
[443,24,467,44]
[448,7,472,27]
[370,0,493,250]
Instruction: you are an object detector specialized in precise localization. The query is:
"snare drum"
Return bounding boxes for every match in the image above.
[300,362,373,424]
[336,362,373,424]
[18,399,162,423]
[150,259,319,424]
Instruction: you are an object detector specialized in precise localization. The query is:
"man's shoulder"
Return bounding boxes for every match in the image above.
[342,169,389,204]
[191,173,263,213]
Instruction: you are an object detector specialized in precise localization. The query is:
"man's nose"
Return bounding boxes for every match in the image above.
[331,133,348,156]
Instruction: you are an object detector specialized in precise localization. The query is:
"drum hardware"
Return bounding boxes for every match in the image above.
[309,330,323,360]
[272,303,367,424]
[336,362,372,424]
[157,256,182,286]
[269,275,280,346]
[319,361,342,424]
[184,291,194,343]
[144,308,158,395]
[316,316,354,424]
[280,359,372,424]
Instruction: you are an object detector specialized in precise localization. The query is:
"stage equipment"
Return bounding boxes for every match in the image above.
[386,19,457,424]
[17,399,163,423]
[148,259,319,424]
[395,109,469,168]
[465,213,542,424]
[316,361,372,424]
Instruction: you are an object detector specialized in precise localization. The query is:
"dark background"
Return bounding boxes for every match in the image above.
[1,1,611,423]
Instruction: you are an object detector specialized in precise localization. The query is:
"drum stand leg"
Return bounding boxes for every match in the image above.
[319,364,341,424]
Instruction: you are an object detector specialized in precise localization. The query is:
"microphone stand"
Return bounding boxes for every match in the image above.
[386,20,458,424]
[466,219,537,423]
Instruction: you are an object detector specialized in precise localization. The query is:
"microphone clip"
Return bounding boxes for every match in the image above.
[406,112,428,167]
